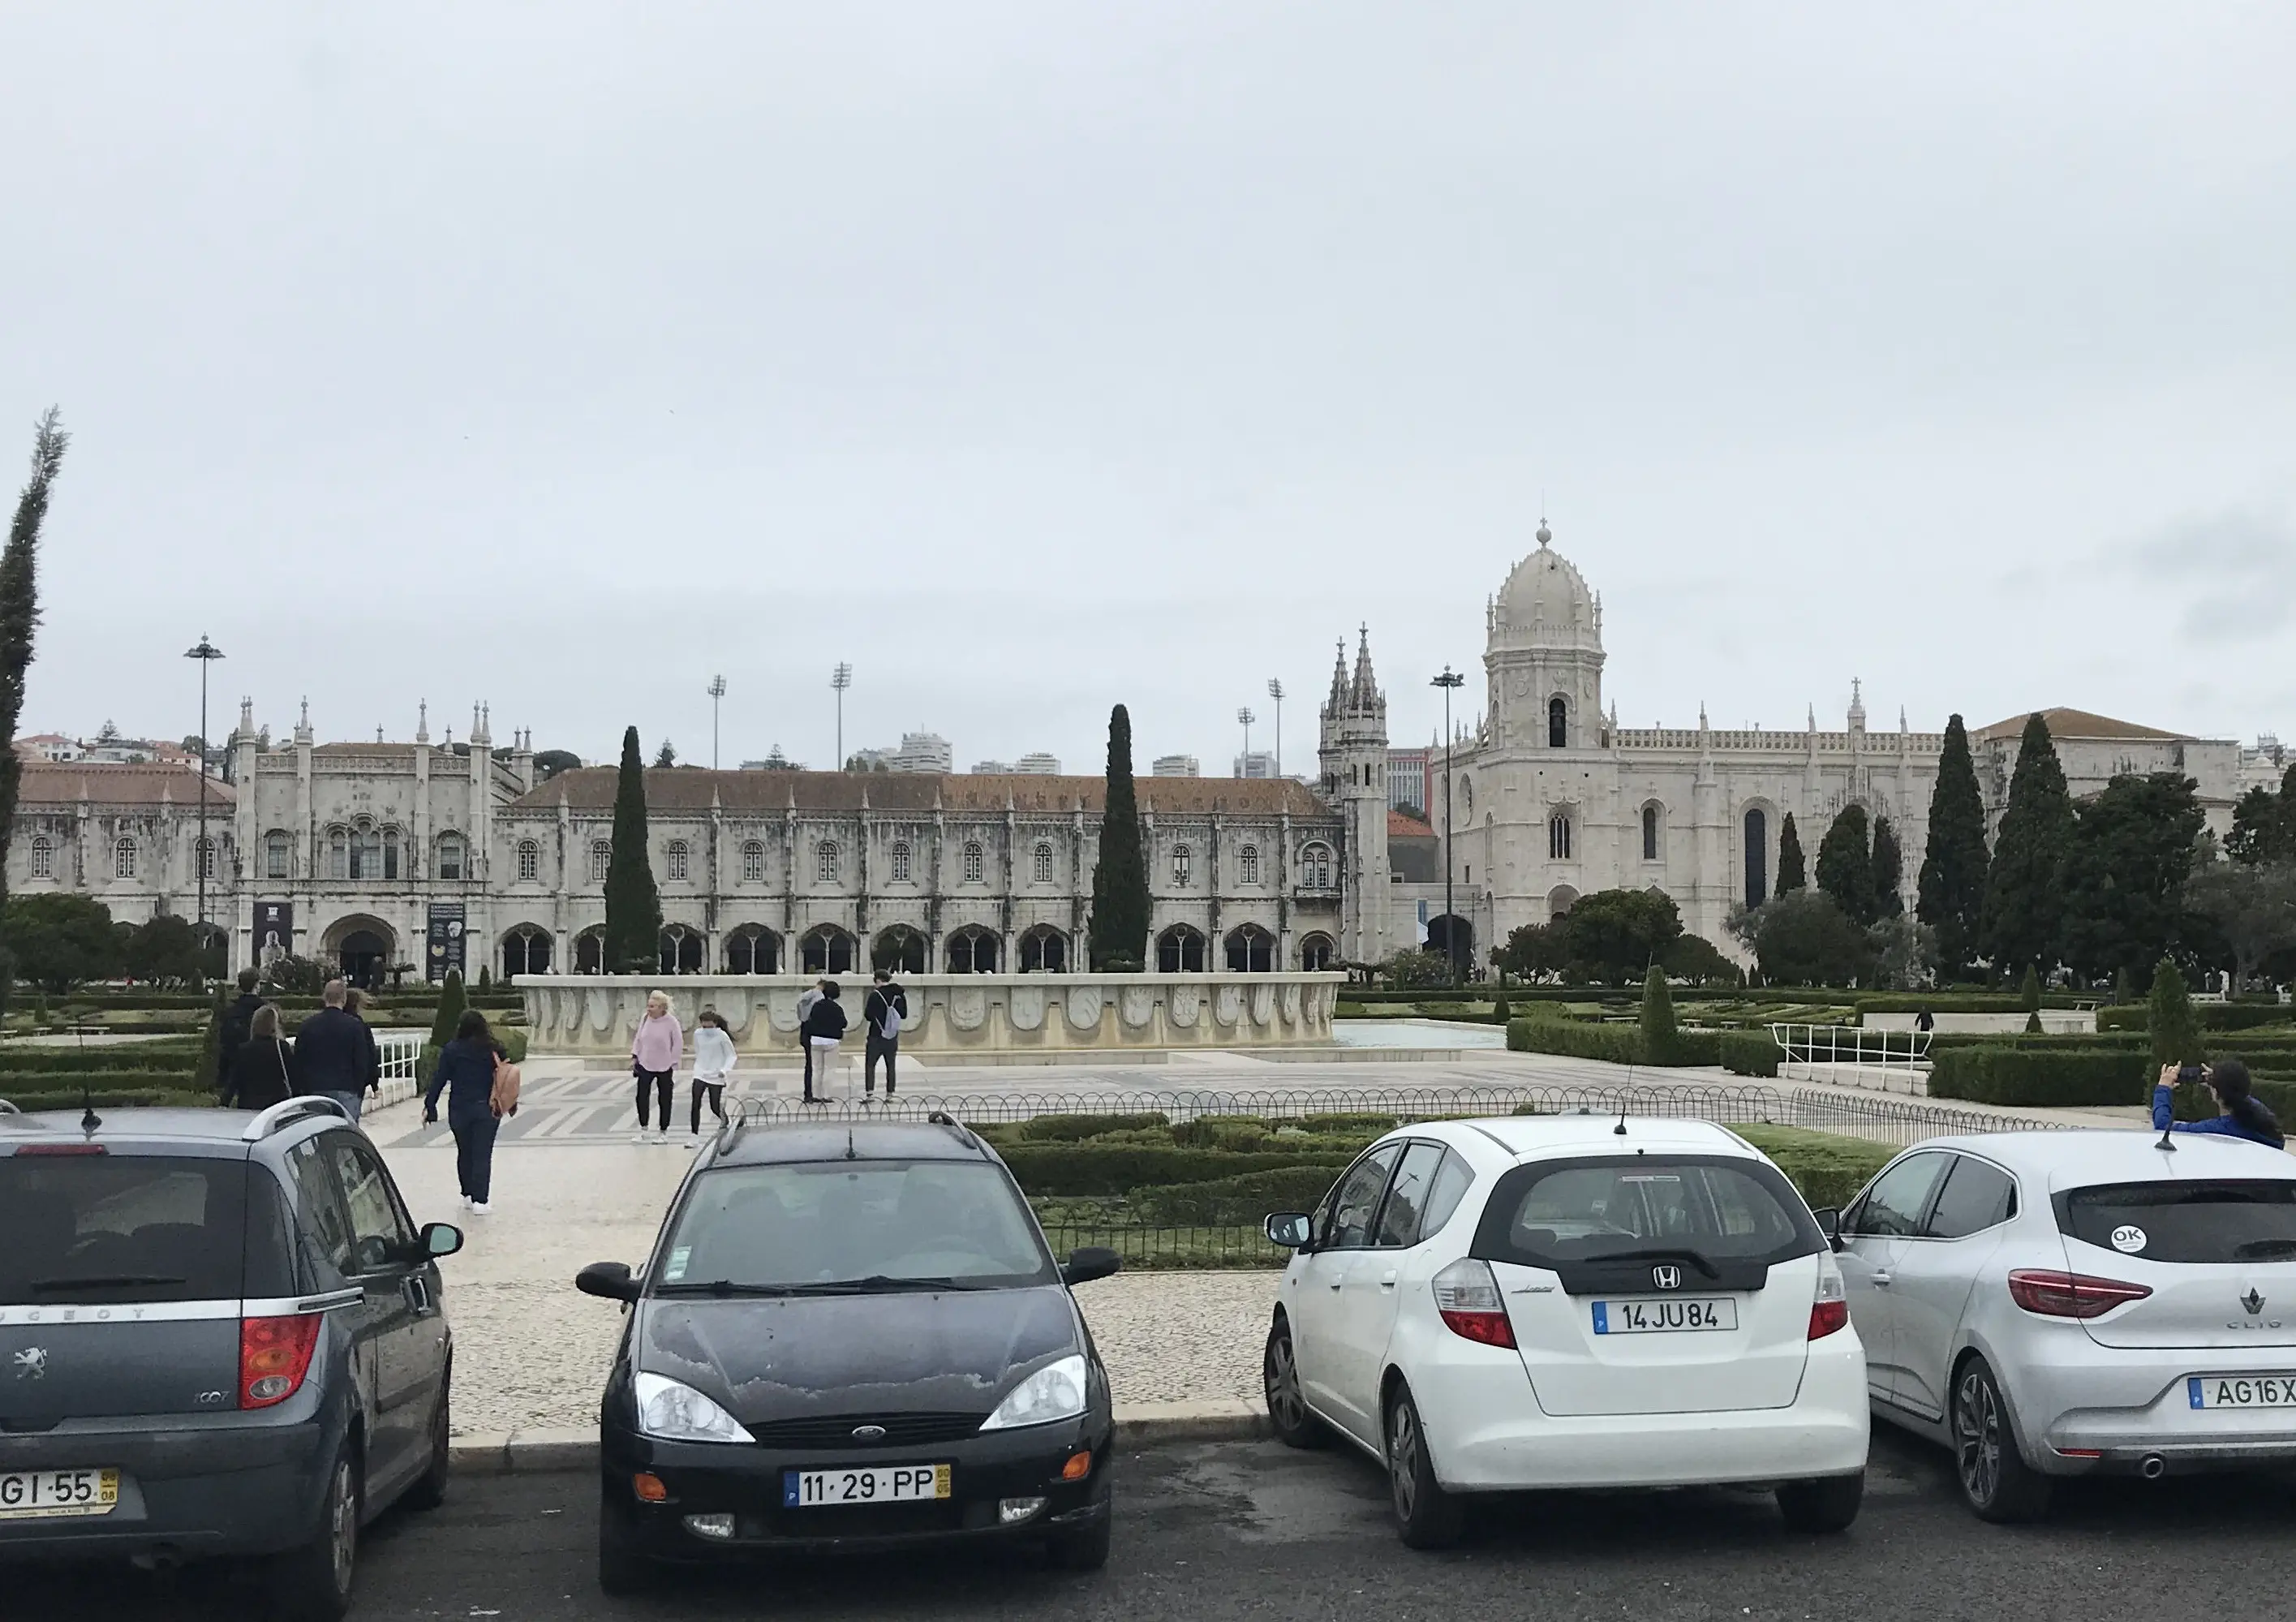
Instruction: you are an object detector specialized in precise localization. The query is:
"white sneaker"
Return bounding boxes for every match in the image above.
[684,1137,701,1151]
[632,1131,652,1144]
[652,1129,670,1145]
[470,1203,491,1215]
[459,1194,472,1210]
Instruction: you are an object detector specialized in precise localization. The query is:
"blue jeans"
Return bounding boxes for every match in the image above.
[322,1091,363,1124]
[449,1109,500,1204]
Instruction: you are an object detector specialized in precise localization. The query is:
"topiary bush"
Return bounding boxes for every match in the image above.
[1507,1018,1720,1067]
[1640,963,1679,1061]
[1016,1112,1172,1143]
[1719,1030,1780,1078]
[1928,1046,2148,1107]
[2148,957,2201,1069]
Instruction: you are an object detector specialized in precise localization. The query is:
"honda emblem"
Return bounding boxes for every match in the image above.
[1652,1266,1683,1291]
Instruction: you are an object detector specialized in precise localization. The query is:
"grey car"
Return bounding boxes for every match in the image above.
[1825,1130,2296,1521]
[0,1095,461,1619]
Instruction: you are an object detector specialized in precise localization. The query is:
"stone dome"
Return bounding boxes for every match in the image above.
[1490,523,1601,650]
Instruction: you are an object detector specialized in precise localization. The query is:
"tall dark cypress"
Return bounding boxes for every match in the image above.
[1870,815,1904,919]
[1979,712,2075,978]
[1815,804,1877,924]
[1917,713,1990,978]
[0,410,67,1025]
[1775,813,1807,894]
[1087,705,1149,970]
[602,727,663,972]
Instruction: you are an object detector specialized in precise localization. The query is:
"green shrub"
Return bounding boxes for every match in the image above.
[1731,1125,1894,1210]
[1507,1018,1720,1067]
[0,1040,202,1073]
[1017,1112,1171,1142]
[2148,958,2202,1069]
[1125,1165,1348,1223]
[2097,1003,2295,1035]
[1640,963,1679,1059]
[1928,1047,2148,1107]
[1491,995,1511,1022]
[1294,1112,1397,1136]
[1169,1116,1274,1150]
[1853,992,2085,1015]
[1719,1031,1780,1078]
[428,970,468,1052]
[997,1144,1357,1197]
[2,1086,217,1112]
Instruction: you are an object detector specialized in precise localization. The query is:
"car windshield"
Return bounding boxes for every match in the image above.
[0,1155,251,1305]
[2059,1181,2296,1265]
[1481,1158,1811,1269]
[654,1159,1055,1293]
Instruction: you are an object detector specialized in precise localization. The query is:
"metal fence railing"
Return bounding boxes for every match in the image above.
[1769,1023,1932,1095]
[1039,1221,1284,1270]
[375,1032,425,1108]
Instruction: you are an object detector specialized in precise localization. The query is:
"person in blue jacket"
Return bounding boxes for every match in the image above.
[425,1009,508,1211]
[2154,1060,2285,1149]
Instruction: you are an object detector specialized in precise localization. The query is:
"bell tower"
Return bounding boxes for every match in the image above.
[1318,626,1391,963]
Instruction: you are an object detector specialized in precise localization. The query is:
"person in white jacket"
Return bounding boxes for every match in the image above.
[687,1009,738,1143]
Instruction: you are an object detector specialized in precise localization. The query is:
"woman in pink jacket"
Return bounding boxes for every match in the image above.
[630,991,683,1144]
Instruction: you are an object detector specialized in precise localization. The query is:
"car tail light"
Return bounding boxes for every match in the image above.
[239,1314,324,1409]
[1431,1258,1516,1349]
[1808,1258,1849,1340]
[2006,1269,2153,1319]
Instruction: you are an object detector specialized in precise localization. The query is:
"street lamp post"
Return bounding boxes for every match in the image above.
[707,674,727,770]
[1236,708,1255,777]
[1430,665,1464,986]
[184,635,225,980]
[831,663,852,769]
[1266,678,1285,777]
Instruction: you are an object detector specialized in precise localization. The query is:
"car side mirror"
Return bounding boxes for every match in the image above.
[576,1261,641,1302]
[1810,1207,1842,1251]
[1061,1246,1121,1287]
[420,1221,463,1259]
[1264,1212,1315,1250]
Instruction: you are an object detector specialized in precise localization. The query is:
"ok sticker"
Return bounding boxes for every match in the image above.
[2110,1224,2148,1254]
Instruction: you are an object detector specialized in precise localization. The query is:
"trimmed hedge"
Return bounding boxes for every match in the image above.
[1506,1018,1721,1067]
[1731,1125,1894,1210]
[995,1144,1357,1197]
[0,1041,202,1073]
[1016,1112,1171,1143]
[2097,1004,2295,1035]
[0,1069,221,1100]
[2,1086,215,1112]
[1126,1165,1349,1224]
[1719,1031,1779,1078]
[1928,1047,2149,1108]
[1854,992,2089,1015]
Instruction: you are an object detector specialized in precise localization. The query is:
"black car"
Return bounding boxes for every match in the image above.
[0,1096,461,1620]
[575,1114,1120,1589]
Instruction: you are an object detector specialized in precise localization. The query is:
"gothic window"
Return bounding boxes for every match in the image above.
[742,840,764,883]
[725,925,779,974]
[197,837,217,881]
[1744,807,1769,907]
[666,839,690,882]
[517,839,540,882]
[28,835,52,880]
[1172,844,1192,886]
[1032,841,1055,884]
[351,825,381,880]
[1155,924,1206,973]
[1642,803,1661,861]
[1548,814,1572,861]
[889,841,911,883]
[658,926,703,975]
[947,925,1000,973]
[1238,845,1260,885]
[437,833,466,882]
[1299,933,1335,972]
[1549,695,1568,749]
[1018,924,1067,972]
[962,841,984,884]
[114,837,136,880]
[1224,924,1274,973]
[382,828,400,880]
[501,926,552,977]
[1301,841,1334,889]
[816,841,840,884]
[590,840,612,883]
[1460,777,1473,818]
[327,829,349,880]
[264,830,290,880]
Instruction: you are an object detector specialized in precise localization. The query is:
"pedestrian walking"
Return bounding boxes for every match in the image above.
[689,1009,737,1143]
[630,990,683,1143]
[863,969,907,1099]
[424,1009,510,1213]
[802,980,848,1101]
[796,978,826,1102]
[293,978,381,1123]
[213,967,264,1094]
[220,1003,298,1112]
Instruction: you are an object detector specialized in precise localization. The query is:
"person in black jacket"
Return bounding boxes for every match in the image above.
[862,970,907,1099]
[220,1004,298,1112]
[295,979,381,1123]
[424,1009,506,1212]
[802,981,847,1104]
[214,968,264,1092]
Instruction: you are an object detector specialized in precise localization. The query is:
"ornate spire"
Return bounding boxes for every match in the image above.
[294,698,312,746]
[1537,516,1552,549]
[1847,678,1866,733]
[417,700,430,745]
[1350,624,1379,708]
[1327,639,1348,710]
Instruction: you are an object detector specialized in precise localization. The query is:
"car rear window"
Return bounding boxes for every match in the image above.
[2057,1181,2296,1265]
[1473,1154,1821,1276]
[0,1154,252,1304]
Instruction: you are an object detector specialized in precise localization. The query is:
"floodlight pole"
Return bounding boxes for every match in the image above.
[1431,665,1464,986]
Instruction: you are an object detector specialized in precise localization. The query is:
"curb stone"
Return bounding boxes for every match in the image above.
[449,1402,1269,1476]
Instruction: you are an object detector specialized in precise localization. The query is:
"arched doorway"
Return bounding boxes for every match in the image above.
[659,926,703,975]
[1743,807,1769,907]
[946,926,1000,974]
[724,925,780,974]
[501,925,553,979]
[800,925,856,975]
[1298,932,1336,972]
[1017,924,1068,973]
[1223,924,1275,973]
[1425,914,1473,976]
[1156,925,1206,973]
[873,926,927,974]
[322,915,398,990]
[1546,885,1580,920]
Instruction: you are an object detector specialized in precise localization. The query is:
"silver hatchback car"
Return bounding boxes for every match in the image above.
[1825,1129,2296,1521]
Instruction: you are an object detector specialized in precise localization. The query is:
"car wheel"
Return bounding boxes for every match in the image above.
[1951,1356,2052,1523]
[1775,1473,1864,1533]
[597,1482,657,1595]
[402,1375,451,1512]
[268,1440,359,1622]
[1263,1317,1323,1449]
[1383,1383,1464,1550]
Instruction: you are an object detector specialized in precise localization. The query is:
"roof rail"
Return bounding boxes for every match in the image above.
[241,1095,353,1142]
[0,1099,19,1115]
[925,1110,982,1151]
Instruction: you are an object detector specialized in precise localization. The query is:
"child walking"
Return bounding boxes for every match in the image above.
[689,1009,737,1145]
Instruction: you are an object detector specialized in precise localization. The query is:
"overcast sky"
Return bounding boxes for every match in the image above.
[5,3,2292,774]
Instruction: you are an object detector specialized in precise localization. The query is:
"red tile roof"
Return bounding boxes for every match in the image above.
[1388,808,1434,840]
[1975,708,2187,743]
[16,762,235,807]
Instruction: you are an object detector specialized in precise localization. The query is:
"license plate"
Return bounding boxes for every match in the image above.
[2188,1375,2296,1409]
[1593,1298,1738,1334]
[0,1469,119,1521]
[783,1464,952,1508]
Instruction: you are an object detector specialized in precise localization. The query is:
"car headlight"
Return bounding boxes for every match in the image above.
[634,1371,754,1443]
[980,1354,1089,1431]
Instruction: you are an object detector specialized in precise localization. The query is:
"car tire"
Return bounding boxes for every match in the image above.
[1775,1472,1864,1533]
[268,1439,359,1622]
[1952,1356,2052,1524]
[1263,1317,1324,1449]
[597,1484,657,1595]
[1383,1383,1464,1551]
[1046,1492,1113,1572]
[402,1375,451,1512]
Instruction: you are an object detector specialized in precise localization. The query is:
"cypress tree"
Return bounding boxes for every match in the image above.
[602,727,663,972]
[2148,956,2200,1069]
[1087,705,1149,970]
[1776,814,1807,894]
[1639,961,1677,1061]
[200,981,228,1095]
[1979,712,2074,978]
[428,967,467,1051]
[0,410,67,1026]
[1916,714,1990,979]
[1815,804,1877,925]
[1871,815,1904,919]
[2020,963,2043,1031]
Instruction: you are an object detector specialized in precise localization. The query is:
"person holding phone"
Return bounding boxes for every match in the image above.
[2153,1059,2285,1148]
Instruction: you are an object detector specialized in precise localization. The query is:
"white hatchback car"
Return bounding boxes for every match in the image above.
[1261,1116,1869,1546]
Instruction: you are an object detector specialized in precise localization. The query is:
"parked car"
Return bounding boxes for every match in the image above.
[1261,1115,1868,1547]
[574,1114,1120,1590]
[0,1095,461,1619]
[1827,1129,2296,1521]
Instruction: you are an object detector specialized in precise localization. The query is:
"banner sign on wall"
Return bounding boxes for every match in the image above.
[427,902,467,983]
[255,901,295,966]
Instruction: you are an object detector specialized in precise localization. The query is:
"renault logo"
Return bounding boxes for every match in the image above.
[2243,1289,2267,1316]
[852,1424,888,1442]
[1653,1267,1683,1291]
[11,1347,45,1381]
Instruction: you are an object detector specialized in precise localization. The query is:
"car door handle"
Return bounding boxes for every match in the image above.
[1870,1271,1892,1287]
[1327,1278,1344,1291]
[1378,1271,1397,1289]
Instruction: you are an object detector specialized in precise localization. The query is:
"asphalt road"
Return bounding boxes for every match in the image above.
[18,1427,2296,1621]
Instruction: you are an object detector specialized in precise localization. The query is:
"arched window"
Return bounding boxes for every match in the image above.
[574,928,605,974]
[1224,924,1275,973]
[1156,924,1206,973]
[816,841,840,884]
[28,835,52,880]
[1744,807,1769,907]
[1460,777,1473,818]
[800,925,855,974]
[501,926,553,978]
[666,839,690,882]
[659,926,703,975]
[381,828,401,880]
[517,839,540,882]
[1172,844,1192,886]
[351,825,381,880]
[890,841,912,883]
[1299,933,1335,972]
[114,837,137,880]
[1238,845,1260,885]
[590,840,612,883]
[436,833,466,882]
[1549,695,1568,748]
[1301,842,1333,889]
[726,925,780,974]
[1642,803,1661,862]
[1032,841,1055,884]
[327,828,349,880]
[947,925,1000,974]
[872,927,927,974]
[962,841,985,884]
[197,837,217,881]
[742,840,764,884]
[1018,924,1067,973]
[264,830,290,880]
[1549,814,1572,861]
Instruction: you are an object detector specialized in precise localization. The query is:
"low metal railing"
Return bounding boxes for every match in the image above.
[375,1032,426,1108]
[1769,1022,1932,1095]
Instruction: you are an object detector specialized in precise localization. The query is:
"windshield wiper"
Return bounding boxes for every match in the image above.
[1575,1248,1721,1279]
[29,1274,188,1293]
[660,1274,995,1297]
[653,1280,812,1297]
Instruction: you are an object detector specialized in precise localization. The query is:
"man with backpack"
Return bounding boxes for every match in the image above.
[863,969,908,1099]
